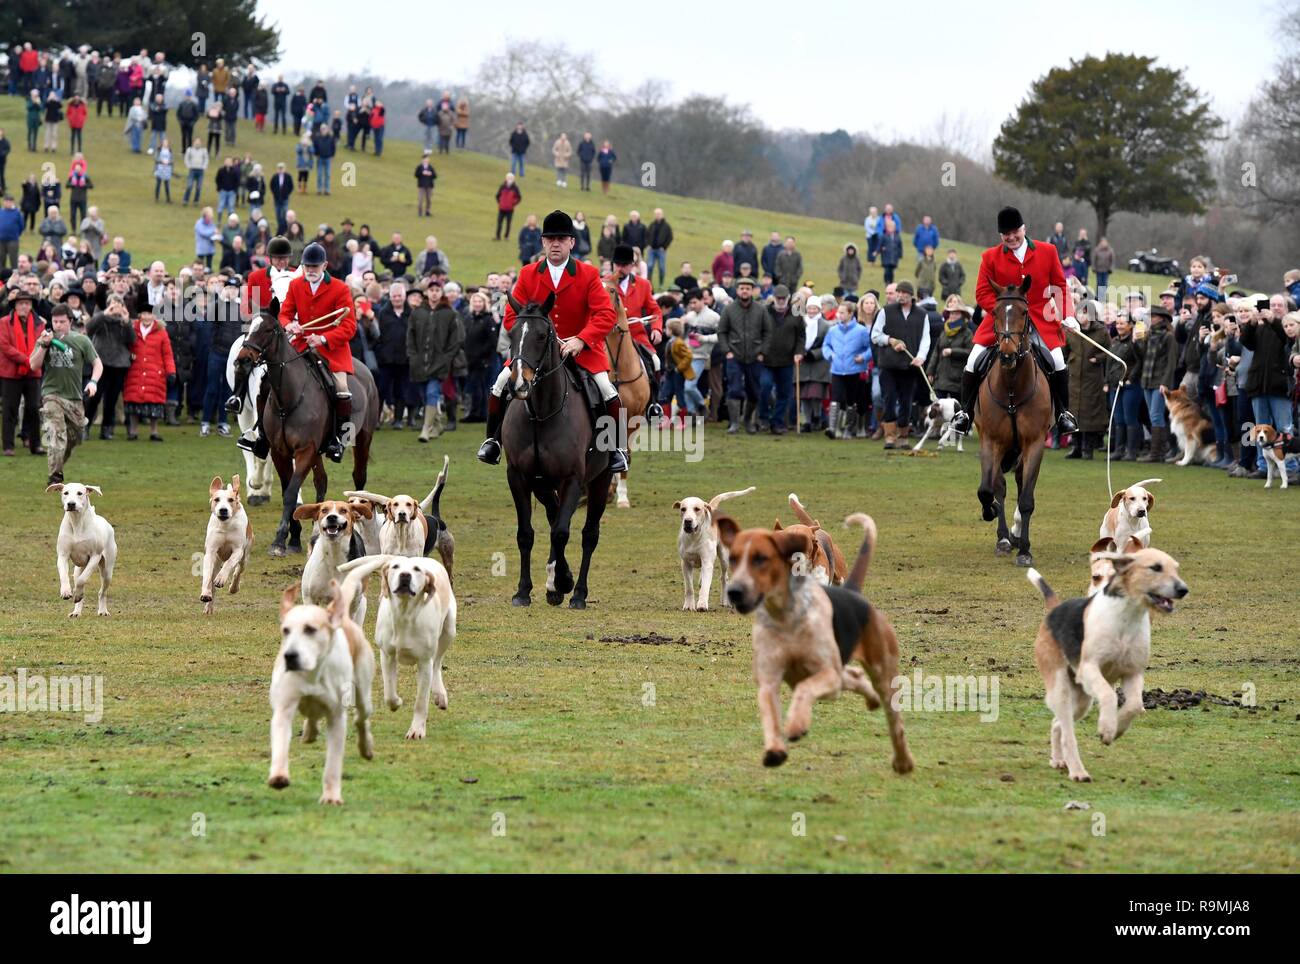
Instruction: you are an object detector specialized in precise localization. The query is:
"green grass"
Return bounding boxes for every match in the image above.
[0,420,1296,872]
[0,97,1167,301]
[1,98,1296,873]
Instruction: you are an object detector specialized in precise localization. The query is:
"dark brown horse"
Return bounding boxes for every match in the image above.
[501,293,614,609]
[234,312,379,556]
[974,278,1053,567]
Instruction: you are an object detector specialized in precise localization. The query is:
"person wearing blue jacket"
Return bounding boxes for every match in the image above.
[821,301,872,439]
[913,215,940,255]
[0,193,23,270]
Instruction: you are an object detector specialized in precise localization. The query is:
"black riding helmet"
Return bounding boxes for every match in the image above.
[268,236,292,259]
[301,242,327,266]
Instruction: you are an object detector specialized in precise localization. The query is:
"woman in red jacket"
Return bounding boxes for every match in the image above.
[370,101,386,157]
[66,95,88,154]
[123,302,176,441]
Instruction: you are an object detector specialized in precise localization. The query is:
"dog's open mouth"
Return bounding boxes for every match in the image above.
[1147,593,1176,614]
[393,582,417,597]
[321,520,345,537]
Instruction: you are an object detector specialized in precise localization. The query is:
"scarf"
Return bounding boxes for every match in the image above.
[944,318,964,338]
[804,314,820,351]
[8,311,37,377]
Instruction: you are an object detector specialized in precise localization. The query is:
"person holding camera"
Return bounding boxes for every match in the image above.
[1240,293,1296,445]
[84,294,136,439]
[29,302,102,484]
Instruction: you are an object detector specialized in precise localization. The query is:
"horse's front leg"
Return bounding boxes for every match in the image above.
[507,469,534,606]
[993,466,1012,555]
[1014,442,1045,567]
[977,437,999,523]
[545,479,581,605]
[571,469,612,610]
[269,445,295,556]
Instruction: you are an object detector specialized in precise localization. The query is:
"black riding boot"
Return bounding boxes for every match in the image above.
[477,393,505,464]
[325,392,350,462]
[605,394,629,474]
[1048,369,1078,434]
[952,369,980,434]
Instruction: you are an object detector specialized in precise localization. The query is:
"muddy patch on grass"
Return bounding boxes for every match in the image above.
[597,632,684,645]
[1136,687,1281,711]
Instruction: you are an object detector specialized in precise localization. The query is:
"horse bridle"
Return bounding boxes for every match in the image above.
[995,292,1030,367]
[512,310,569,422]
[236,320,313,418]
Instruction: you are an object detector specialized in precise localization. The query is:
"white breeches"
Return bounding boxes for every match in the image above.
[491,363,618,401]
[964,343,1066,373]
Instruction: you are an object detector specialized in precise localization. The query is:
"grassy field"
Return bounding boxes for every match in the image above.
[0,418,1296,873]
[0,95,1169,300]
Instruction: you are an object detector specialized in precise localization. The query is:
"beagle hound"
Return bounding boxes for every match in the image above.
[1248,424,1289,489]
[1028,548,1188,782]
[269,574,376,805]
[718,512,914,773]
[1088,536,1145,597]
[346,456,455,580]
[672,486,754,610]
[294,500,373,623]
[775,493,848,586]
[339,553,457,741]
[46,482,117,617]
[201,475,253,615]
[1100,478,1159,549]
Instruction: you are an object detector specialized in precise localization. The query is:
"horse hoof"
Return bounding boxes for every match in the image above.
[1016,553,1034,568]
[269,544,286,558]
[287,543,302,554]
[511,594,531,607]
[545,590,564,606]
[995,540,1012,556]
[569,596,587,610]
[982,502,999,522]
[554,570,574,595]
[248,495,268,506]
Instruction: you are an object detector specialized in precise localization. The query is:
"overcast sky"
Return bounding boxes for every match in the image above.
[256,0,1282,150]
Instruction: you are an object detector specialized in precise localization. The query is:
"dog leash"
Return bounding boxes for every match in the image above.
[896,345,939,403]
[1065,324,1128,501]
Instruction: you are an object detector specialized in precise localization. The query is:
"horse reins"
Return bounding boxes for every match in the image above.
[237,322,315,419]
[513,313,570,424]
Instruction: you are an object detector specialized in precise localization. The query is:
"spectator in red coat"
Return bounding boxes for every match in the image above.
[370,102,386,157]
[711,240,735,284]
[122,302,175,441]
[66,95,88,154]
[494,173,521,240]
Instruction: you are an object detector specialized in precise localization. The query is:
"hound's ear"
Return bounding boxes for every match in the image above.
[280,583,299,618]
[541,291,556,316]
[672,500,682,511]
[85,485,103,496]
[773,528,814,562]
[507,293,523,314]
[418,569,436,605]
[379,563,391,598]
[231,474,241,496]
[1144,491,1155,510]
[1019,275,1033,296]
[351,501,373,520]
[46,483,64,493]
[210,476,224,496]
[326,579,344,628]
[773,519,783,530]
[267,298,281,318]
[292,502,321,521]
[1097,553,1136,574]
[1110,488,1127,509]
[715,514,740,549]
[1121,537,1144,554]
[1090,537,1117,555]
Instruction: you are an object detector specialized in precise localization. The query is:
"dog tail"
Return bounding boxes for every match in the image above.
[1026,568,1059,610]
[1130,478,1162,489]
[344,489,390,506]
[708,485,755,512]
[421,455,451,515]
[788,493,819,528]
[842,513,877,594]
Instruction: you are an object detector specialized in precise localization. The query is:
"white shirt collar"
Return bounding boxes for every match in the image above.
[547,258,569,287]
[308,276,323,294]
[1011,239,1028,262]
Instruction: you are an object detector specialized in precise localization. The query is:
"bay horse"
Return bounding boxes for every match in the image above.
[603,281,653,508]
[501,292,614,609]
[974,278,1052,567]
[234,312,379,557]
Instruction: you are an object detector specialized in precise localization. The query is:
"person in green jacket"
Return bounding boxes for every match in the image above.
[26,91,43,152]
[915,245,939,295]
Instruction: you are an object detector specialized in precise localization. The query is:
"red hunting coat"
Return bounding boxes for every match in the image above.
[279,273,356,374]
[973,239,1073,350]
[124,320,176,404]
[504,258,616,374]
[615,273,663,350]
[243,265,274,318]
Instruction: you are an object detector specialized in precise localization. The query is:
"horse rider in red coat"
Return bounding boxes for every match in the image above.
[477,209,628,473]
[611,242,664,418]
[239,235,296,319]
[236,241,357,462]
[951,206,1079,436]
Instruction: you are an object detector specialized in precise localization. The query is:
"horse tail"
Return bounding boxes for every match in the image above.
[421,454,450,515]
[842,513,877,594]
[1026,568,1059,610]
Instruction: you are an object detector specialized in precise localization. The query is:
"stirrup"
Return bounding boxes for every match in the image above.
[1056,411,1078,434]
[235,432,258,453]
[609,448,629,474]
[645,401,663,420]
[477,438,502,465]
[225,394,243,414]
[325,435,345,462]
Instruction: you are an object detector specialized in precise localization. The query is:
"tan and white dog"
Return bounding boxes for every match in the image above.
[201,475,253,614]
[294,500,373,623]
[1099,478,1158,549]
[672,486,754,610]
[1161,386,1216,466]
[268,575,376,805]
[346,456,455,580]
[339,553,457,740]
[1087,536,1146,597]
[46,482,117,617]
[1028,548,1188,782]
[1248,424,1290,489]
[718,512,914,772]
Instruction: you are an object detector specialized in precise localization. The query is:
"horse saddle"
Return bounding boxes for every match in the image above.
[975,324,1054,382]
[563,358,606,422]
[633,341,659,383]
